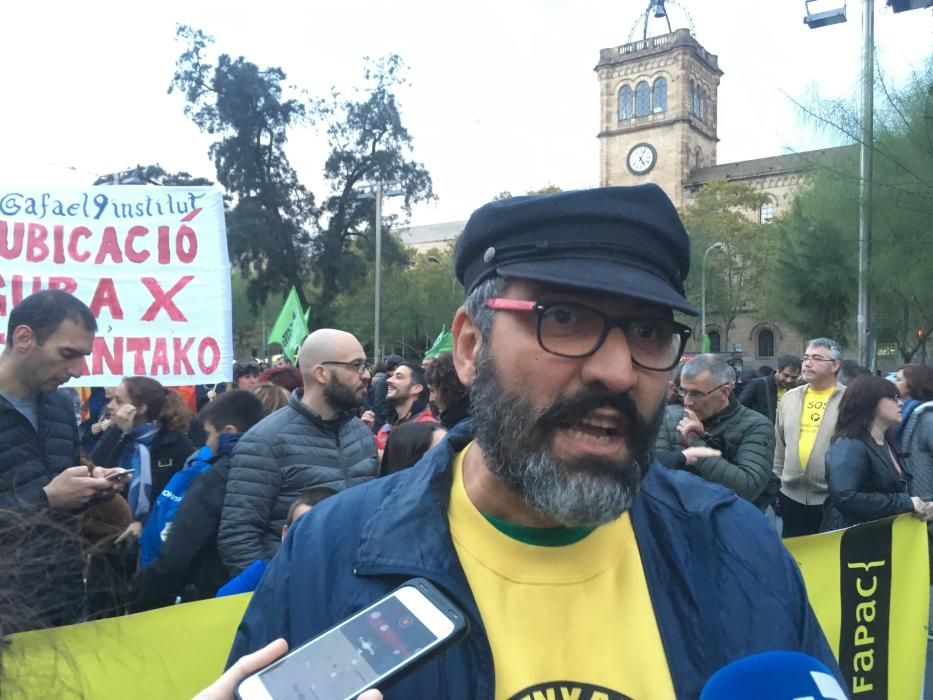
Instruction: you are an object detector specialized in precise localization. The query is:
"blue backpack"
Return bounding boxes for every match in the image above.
[138,445,213,567]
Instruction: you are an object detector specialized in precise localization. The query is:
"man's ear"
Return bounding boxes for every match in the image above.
[10,325,37,353]
[309,364,328,386]
[452,306,482,388]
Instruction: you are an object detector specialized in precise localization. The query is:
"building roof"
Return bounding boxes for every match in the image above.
[685,145,854,187]
[398,220,465,247]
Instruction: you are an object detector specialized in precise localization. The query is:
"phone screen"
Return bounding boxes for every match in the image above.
[255,588,451,700]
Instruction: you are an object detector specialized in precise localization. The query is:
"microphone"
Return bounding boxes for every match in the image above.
[701,651,847,700]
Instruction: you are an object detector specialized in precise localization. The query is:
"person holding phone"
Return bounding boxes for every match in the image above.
[0,290,127,631]
[226,186,841,698]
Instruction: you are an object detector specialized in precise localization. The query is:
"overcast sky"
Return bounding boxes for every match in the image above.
[5,1,931,225]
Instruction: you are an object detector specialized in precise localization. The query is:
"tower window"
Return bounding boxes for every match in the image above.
[652,77,667,113]
[695,147,703,169]
[757,329,775,358]
[688,80,695,115]
[760,202,774,223]
[635,81,650,118]
[618,85,633,120]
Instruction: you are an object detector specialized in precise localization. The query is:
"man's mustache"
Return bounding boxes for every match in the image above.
[533,389,641,434]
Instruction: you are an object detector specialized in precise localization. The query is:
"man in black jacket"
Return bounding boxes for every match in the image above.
[130,390,265,610]
[0,290,125,630]
[219,328,379,574]
[738,354,801,424]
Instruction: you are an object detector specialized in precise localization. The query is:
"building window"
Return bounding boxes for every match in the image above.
[708,330,722,354]
[757,329,775,358]
[695,147,703,169]
[635,81,650,117]
[688,80,695,114]
[652,77,667,113]
[618,85,633,120]
[760,201,774,223]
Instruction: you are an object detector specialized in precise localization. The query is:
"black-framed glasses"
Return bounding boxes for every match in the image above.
[801,354,837,364]
[321,359,372,376]
[676,383,730,400]
[485,298,691,371]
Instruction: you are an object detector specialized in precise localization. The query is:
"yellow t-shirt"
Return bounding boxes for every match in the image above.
[776,385,788,404]
[448,444,675,700]
[798,385,835,470]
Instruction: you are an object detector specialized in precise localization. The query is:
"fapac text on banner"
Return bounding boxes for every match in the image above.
[0,187,233,385]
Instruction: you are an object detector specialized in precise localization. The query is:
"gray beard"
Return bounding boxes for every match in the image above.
[469,345,665,528]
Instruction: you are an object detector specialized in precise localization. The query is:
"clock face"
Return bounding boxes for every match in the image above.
[627,143,657,175]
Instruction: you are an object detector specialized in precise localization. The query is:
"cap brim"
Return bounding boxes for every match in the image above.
[497,259,699,316]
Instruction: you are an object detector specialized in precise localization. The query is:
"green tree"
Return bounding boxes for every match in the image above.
[169,28,433,323]
[170,25,315,310]
[771,58,933,361]
[680,180,772,346]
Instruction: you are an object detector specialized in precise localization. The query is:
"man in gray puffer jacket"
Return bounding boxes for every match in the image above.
[218,329,378,574]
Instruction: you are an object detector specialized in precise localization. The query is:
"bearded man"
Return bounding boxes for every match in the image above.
[218,329,378,575]
[226,187,840,697]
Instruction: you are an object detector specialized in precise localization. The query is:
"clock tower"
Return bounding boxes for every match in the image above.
[596,27,722,206]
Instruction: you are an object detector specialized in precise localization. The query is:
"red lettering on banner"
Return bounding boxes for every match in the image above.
[52,225,66,263]
[94,226,123,264]
[48,277,77,294]
[27,224,49,262]
[198,337,221,373]
[151,337,170,375]
[0,222,25,259]
[126,337,150,375]
[176,224,198,263]
[68,226,92,262]
[140,275,193,321]
[92,336,123,375]
[125,226,150,263]
[173,337,195,375]
[157,225,170,264]
[89,278,124,319]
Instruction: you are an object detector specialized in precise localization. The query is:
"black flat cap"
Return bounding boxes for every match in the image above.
[453,184,698,315]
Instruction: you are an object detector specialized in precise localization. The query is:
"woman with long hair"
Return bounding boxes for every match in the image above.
[821,375,933,531]
[87,377,195,616]
[893,363,933,500]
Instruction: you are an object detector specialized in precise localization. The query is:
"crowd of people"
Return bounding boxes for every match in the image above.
[1,184,930,698]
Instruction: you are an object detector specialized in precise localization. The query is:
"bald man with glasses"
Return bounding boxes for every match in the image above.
[218,329,378,575]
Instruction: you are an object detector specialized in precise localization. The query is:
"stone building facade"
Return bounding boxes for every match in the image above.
[399,27,850,370]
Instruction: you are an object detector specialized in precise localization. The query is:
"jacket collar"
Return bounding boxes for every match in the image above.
[706,393,740,428]
[289,389,354,429]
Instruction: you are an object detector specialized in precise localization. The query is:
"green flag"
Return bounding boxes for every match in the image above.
[701,334,711,353]
[267,288,309,362]
[425,326,453,359]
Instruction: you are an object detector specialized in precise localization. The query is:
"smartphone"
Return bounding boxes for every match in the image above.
[105,469,132,481]
[236,578,468,700]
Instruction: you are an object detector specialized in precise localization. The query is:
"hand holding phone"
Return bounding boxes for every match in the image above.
[236,579,467,700]
[105,468,133,481]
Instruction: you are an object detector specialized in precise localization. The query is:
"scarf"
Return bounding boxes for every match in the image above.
[121,421,160,520]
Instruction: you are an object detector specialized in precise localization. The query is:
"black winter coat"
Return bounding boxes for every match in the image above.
[91,425,194,520]
[0,389,85,630]
[130,452,233,611]
[738,374,779,424]
[219,391,378,574]
[821,436,914,531]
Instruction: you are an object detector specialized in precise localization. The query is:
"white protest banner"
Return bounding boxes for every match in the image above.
[0,187,233,386]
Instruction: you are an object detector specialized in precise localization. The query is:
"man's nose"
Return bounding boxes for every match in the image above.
[579,326,636,393]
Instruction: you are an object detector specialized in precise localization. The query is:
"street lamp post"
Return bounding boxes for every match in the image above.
[803,0,874,368]
[857,0,874,369]
[701,242,724,353]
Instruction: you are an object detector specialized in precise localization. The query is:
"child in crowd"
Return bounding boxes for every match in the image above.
[380,420,446,476]
[216,487,337,597]
[128,390,265,612]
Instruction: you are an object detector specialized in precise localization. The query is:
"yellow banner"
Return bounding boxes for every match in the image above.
[785,514,929,699]
[4,515,928,699]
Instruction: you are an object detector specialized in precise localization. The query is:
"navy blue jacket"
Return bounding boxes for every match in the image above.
[229,421,840,699]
